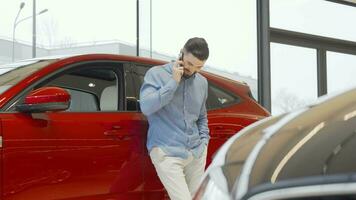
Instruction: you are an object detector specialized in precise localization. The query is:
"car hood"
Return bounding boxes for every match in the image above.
[200,114,287,195]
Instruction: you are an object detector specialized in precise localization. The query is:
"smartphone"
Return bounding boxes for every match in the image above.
[178,52,184,67]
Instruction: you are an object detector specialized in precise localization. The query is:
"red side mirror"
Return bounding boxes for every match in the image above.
[16,87,71,113]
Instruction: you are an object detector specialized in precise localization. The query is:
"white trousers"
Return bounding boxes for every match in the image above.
[150,147,207,200]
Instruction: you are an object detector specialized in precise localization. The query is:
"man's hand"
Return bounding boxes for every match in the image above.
[172,60,184,83]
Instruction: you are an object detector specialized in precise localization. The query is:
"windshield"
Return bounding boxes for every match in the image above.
[0,59,56,95]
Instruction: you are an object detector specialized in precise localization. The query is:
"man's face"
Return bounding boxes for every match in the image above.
[181,52,206,78]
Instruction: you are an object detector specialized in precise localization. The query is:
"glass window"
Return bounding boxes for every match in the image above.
[7,63,123,113]
[1,0,136,61]
[139,0,258,95]
[206,83,239,110]
[125,65,139,111]
[133,65,148,86]
[270,0,356,42]
[271,43,318,115]
[132,64,149,96]
[132,64,150,111]
[138,0,153,58]
[65,88,99,112]
[327,51,356,94]
[44,67,120,112]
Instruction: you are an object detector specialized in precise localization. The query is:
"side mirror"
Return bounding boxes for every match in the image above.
[16,87,70,113]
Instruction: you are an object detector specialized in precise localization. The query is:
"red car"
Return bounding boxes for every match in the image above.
[0,54,269,200]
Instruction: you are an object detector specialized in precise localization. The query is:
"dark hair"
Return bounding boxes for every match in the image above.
[183,37,209,61]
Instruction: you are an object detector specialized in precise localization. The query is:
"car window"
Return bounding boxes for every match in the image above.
[132,64,148,95]
[207,82,240,110]
[131,64,150,111]
[45,67,120,112]
[64,88,99,111]
[132,65,241,111]
[9,62,124,113]
[124,64,139,111]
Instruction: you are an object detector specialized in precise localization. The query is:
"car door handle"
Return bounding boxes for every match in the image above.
[104,131,131,140]
[112,125,121,130]
[104,130,120,136]
[104,126,131,140]
[103,125,122,136]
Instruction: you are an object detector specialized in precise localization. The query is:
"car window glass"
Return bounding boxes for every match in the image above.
[125,65,138,111]
[132,64,150,109]
[131,65,241,111]
[207,82,240,110]
[132,65,148,95]
[44,67,120,112]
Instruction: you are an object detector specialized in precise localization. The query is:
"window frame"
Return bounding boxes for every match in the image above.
[123,62,141,112]
[130,63,151,112]
[3,60,126,113]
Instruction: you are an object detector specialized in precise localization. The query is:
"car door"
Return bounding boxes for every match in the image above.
[130,64,169,200]
[205,82,247,164]
[2,61,145,200]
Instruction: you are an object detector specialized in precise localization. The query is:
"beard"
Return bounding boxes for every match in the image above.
[182,72,196,79]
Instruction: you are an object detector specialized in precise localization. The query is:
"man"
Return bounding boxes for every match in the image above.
[140,37,210,200]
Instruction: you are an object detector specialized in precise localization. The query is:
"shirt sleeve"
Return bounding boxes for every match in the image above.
[139,69,179,116]
[197,81,210,145]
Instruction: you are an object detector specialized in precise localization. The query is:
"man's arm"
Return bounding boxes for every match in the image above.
[197,82,210,145]
[139,69,179,116]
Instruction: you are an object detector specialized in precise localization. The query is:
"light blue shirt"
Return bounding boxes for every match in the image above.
[139,62,210,159]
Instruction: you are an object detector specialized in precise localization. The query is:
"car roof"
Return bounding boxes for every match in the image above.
[25,54,73,61]
[9,53,165,65]
[231,87,356,199]
[10,53,252,88]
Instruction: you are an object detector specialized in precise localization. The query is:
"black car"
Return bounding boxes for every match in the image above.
[194,87,356,200]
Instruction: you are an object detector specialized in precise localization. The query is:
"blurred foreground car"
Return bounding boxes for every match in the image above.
[0,54,269,200]
[195,87,356,200]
